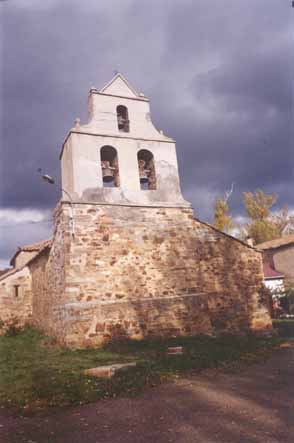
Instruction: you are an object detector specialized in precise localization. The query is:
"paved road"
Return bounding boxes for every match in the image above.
[1,345,293,443]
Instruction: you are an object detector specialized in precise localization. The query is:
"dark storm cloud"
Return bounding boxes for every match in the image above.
[1,0,113,208]
[0,0,293,263]
[143,0,293,217]
[185,41,292,208]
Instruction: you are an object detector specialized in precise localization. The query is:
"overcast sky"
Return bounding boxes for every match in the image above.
[0,0,293,267]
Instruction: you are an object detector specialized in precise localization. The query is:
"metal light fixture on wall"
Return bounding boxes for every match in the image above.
[38,169,75,237]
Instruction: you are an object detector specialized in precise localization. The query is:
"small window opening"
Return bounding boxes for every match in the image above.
[100,146,120,188]
[137,149,156,190]
[14,285,20,298]
[117,105,129,132]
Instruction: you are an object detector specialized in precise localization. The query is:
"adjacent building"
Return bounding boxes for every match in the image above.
[0,240,51,333]
[258,235,294,287]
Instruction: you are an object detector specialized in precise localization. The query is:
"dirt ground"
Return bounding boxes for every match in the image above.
[1,345,293,443]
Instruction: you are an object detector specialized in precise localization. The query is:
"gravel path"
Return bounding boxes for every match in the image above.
[1,345,293,443]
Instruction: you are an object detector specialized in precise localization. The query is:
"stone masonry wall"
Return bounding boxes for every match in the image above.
[31,202,272,347]
[29,249,52,332]
[29,228,68,340]
[0,267,32,334]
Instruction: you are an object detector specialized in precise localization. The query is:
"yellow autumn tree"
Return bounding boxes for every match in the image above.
[242,190,280,244]
[213,197,233,233]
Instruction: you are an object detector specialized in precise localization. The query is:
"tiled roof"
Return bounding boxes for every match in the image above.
[0,269,10,277]
[0,266,25,282]
[18,239,52,252]
[25,240,52,267]
[10,239,52,266]
[263,263,284,279]
[257,235,294,250]
[1,240,52,282]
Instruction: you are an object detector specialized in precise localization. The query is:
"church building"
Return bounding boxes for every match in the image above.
[0,74,272,346]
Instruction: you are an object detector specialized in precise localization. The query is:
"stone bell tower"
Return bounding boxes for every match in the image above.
[60,73,189,208]
[44,74,271,347]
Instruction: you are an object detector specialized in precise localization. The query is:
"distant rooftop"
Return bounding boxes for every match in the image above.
[257,234,294,251]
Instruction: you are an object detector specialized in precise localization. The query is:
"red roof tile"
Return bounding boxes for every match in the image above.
[263,263,284,279]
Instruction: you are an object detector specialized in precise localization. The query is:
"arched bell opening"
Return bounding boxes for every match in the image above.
[137,149,156,190]
[100,146,120,188]
[117,105,129,132]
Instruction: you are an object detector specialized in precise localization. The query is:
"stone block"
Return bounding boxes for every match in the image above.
[83,362,137,378]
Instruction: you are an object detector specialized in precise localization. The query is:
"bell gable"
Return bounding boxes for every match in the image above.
[99,73,140,99]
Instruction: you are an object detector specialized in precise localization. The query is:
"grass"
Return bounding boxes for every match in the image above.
[0,327,282,411]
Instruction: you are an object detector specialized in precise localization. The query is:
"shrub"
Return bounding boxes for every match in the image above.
[272,319,294,337]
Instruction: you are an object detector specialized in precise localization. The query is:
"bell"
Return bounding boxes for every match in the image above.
[118,115,126,126]
[139,172,149,184]
[103,168,114,182]
[138,159,150,184]
[118,115,129,131]
[102,161,115,183]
